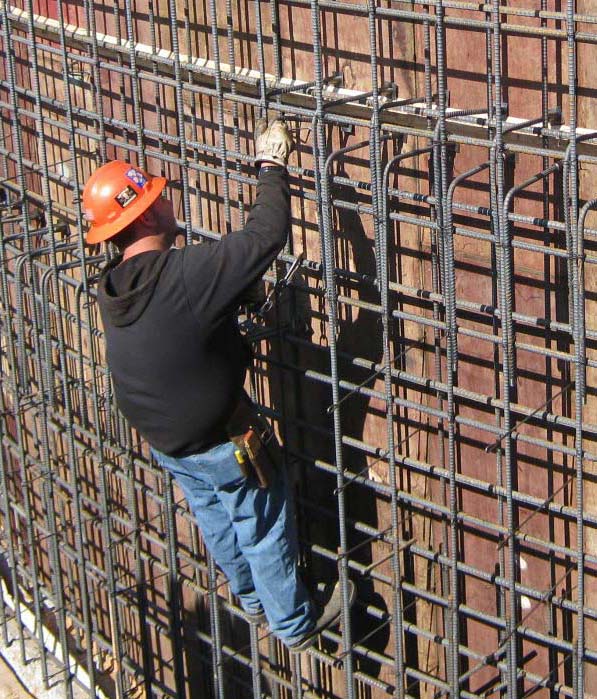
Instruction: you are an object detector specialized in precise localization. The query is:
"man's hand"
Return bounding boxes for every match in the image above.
[254,119,295,168]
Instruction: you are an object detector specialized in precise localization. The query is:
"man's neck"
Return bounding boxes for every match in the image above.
[121,234,170,262]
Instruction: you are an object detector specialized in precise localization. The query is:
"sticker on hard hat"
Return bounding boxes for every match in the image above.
[125,167,148,188]
[115,185,138,208]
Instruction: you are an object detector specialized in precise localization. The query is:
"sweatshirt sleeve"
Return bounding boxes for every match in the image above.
[182,167,290,325]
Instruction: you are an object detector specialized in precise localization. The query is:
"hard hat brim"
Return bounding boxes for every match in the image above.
[85,176,168,244]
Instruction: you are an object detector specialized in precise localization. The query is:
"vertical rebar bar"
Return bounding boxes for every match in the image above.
[310,2,356,696]
[491,0,519,694]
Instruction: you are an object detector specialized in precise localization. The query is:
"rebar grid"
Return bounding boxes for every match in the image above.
[0,1,596,698]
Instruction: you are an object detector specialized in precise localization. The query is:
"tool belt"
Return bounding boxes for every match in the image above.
[226,394,280,488]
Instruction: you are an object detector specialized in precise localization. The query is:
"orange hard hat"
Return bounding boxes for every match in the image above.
[82,160,167,244]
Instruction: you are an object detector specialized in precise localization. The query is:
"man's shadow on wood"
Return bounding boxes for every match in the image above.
[269,169,392,687]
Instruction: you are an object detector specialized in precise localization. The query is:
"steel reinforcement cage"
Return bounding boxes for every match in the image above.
[0,1,596,698]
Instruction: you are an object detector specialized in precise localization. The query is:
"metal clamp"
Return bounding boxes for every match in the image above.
[257,253,305,316]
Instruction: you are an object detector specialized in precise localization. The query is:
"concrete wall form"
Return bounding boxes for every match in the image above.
[0,1,596,698]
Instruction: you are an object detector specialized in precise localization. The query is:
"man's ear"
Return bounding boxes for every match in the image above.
[137,206,156,229]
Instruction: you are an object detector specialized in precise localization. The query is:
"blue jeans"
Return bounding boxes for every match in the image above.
[152,440,315,645]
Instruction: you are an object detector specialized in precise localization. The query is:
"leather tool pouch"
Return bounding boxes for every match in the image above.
[229,429,274,488]
[226,395,278,489]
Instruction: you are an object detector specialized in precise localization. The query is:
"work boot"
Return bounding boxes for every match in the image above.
[287,579,356,653]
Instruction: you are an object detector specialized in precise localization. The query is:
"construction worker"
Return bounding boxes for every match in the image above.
[82,119,354,652]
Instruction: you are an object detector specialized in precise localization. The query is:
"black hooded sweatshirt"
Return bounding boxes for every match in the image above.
[97,167,289,456]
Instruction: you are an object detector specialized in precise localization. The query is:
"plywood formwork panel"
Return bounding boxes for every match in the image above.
[0,1,597,698]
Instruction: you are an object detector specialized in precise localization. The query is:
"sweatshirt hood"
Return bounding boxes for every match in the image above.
[98,250,171,327]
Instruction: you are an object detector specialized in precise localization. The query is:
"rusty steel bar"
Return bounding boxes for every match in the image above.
[1,1,596,698]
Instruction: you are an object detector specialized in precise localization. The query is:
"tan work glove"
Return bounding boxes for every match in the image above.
[254,118,295,168]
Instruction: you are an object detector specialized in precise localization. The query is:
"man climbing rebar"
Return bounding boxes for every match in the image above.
[82,118,355,652]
